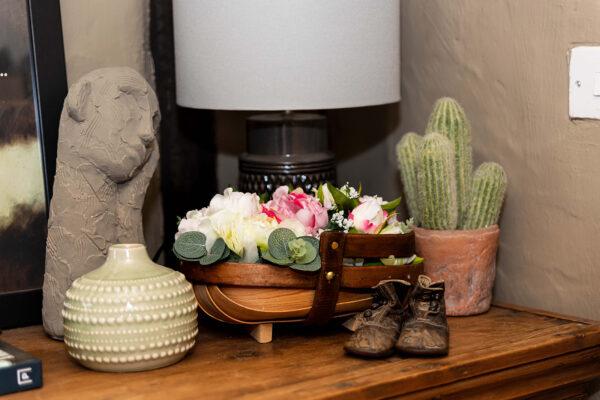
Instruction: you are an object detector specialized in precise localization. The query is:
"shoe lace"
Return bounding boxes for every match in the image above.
[416,292,441,318]
[362,297,388,319]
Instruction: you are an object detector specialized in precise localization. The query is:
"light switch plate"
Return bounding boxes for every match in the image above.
[569,46,600,119]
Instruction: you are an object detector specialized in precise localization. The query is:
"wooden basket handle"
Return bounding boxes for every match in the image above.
[303,231,346,326]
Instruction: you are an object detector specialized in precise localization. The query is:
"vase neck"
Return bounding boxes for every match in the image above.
[106,244,152,265]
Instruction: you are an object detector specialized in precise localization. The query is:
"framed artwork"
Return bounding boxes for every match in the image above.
[0,0,67,329]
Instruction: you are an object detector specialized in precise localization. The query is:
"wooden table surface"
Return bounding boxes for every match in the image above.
[2,303,600,400]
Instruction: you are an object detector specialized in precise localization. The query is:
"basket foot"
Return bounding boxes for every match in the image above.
[246,323,273,344]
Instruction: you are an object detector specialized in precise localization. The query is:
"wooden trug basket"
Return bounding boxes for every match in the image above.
[179,230,422,343]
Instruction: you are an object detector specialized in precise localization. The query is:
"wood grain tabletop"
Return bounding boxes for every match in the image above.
[2,303,600,400]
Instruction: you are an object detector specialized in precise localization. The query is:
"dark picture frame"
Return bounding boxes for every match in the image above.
[0,0,67,329]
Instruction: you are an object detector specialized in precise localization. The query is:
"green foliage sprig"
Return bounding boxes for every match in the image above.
[173,232,232,265]
[261,228,321,271]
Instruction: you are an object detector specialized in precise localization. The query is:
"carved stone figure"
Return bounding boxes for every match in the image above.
[42,67,160,339]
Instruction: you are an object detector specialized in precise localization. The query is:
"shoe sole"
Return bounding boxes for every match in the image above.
[396,346,448,356]
[344,346,395,358]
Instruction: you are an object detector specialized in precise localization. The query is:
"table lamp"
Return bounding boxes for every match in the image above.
[173,0,400,193]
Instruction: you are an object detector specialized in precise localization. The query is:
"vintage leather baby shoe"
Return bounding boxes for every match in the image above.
[343,280,412,358]
[396,275,449,356]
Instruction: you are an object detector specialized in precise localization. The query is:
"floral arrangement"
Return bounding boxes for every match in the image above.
[173,183,418,269]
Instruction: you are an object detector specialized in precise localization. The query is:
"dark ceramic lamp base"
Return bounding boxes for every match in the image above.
[238,112,336,194]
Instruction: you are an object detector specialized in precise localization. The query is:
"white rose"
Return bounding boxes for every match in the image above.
[350,197,387,234]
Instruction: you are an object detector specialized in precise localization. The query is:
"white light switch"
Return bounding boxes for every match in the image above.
[569,46,600,119]
[594,72,600,96]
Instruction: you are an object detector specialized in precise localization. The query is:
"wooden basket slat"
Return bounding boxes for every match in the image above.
[180,261,423,289]
[343,232,415,258]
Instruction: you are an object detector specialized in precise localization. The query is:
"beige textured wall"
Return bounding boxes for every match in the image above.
[399,0,600,320]
[59,0,163,259]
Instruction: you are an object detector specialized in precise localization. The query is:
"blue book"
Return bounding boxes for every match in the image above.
[0,340,43,395]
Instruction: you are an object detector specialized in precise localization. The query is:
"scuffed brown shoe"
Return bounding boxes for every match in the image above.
[396,275,449,356]
[343,280,411,358]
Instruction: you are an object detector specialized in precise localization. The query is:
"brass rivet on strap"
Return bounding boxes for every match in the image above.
[325,271,335,281]
[331,242,339,250]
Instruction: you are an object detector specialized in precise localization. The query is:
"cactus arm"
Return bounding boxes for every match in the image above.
[396,132,422,225]
[425,98,472,225]
[462,162,507,229]
[416,133,458,230]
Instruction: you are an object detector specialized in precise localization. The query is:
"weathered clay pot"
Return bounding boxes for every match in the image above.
[414,225,500,316]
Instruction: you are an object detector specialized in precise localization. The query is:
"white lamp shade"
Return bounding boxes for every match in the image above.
[173,0,400,110]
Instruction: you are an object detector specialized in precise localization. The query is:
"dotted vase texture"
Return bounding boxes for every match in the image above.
[63,244,198,372]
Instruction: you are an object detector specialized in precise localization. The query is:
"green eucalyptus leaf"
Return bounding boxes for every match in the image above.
[289,255,321,272]
[348,227,358,234]
[298,236,320,250]
[295,245,317,264]
[288,238,317,264]
[220,246,231,261]
[227,252,241,263]
[173,231,207,259]
[268,228,297,260]
[261,250,293,266]
[199,238,227,265]
[172,246,202,262]
[381,196,402,212]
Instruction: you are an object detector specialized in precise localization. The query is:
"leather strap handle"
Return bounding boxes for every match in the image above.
[303,231,346,326]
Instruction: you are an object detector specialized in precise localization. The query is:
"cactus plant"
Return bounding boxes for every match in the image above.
[395,97,507,232]
[416,133,458,230]
[426,98,472,225]
[462,162,507,230]
[396,132,422,224]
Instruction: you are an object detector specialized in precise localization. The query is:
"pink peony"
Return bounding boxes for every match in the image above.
[263,186,328,236]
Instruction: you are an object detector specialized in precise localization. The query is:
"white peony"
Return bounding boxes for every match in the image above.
[209,188,261,219]
[176,212,218,250]
[175,188,278,263]
[278,218,308,237]
[209,210,277,263]
[244,213,278,252]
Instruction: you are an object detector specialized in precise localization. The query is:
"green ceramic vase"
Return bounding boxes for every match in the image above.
[63,244,198,372]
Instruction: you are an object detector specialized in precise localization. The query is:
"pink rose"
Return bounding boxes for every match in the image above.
[349,198,388,234]
[263,186,328,236]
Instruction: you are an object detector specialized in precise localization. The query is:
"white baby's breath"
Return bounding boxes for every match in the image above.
[340,182,359,199]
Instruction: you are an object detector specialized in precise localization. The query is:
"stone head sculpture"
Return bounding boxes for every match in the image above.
[42,67,160,339]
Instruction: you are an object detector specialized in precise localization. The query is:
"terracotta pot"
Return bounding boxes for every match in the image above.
[414,225,500,316]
